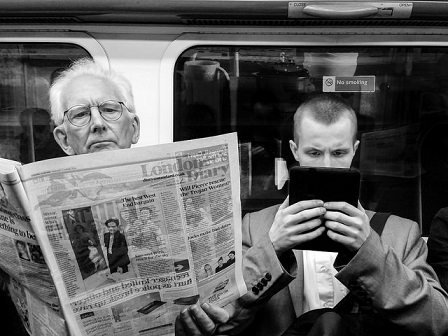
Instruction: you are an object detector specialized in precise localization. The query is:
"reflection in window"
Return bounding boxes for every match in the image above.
[0,44,90,163]
[174,46,448,235]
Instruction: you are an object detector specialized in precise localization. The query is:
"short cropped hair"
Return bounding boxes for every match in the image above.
[293,93,358,144]
[105,217,120,227]
[49,58,136,125]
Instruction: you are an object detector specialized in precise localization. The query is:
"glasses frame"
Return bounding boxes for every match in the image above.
[63,100,128,127]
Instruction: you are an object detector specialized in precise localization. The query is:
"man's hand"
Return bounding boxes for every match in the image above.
[269,197,326,256]
[323,201,371,252]
[175,302,230,336]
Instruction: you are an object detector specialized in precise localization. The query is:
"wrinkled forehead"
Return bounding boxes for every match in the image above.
[62,74,123,108]
[296,110,357,143]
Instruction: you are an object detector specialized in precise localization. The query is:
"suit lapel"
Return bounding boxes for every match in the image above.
[289,249,305,317]
[105,233,110,247]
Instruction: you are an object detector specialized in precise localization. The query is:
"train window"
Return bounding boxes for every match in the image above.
[0,43,90,163]
[174,46,448,235]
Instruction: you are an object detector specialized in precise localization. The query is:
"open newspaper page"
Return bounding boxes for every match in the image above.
[0,159,63,335]
[7,275,66,336]
[17,133,246,336]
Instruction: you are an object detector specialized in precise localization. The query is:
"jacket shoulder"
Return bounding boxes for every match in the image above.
[366,210,419,237]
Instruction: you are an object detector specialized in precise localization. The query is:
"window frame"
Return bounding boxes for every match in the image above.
[162,31,448,143]
[165,32,448,233]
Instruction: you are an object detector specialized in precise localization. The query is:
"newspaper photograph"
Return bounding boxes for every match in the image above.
[15,133,245,336]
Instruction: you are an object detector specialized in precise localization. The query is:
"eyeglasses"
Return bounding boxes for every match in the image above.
[63,100,127,127]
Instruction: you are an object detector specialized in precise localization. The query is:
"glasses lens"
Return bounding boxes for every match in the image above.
[99,101,123,121]
[67,106,91,126]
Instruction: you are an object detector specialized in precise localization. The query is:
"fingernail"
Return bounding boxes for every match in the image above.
[202,302,210,309]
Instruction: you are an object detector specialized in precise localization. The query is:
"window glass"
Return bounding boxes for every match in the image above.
[0,43,90,164]
[174,46,448,235]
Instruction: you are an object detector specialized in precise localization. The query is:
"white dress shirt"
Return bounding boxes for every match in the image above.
[108,233,114,254]
[302,250,349,312]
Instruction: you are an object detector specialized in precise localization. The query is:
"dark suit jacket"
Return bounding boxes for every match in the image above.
[428,207,448,292]
[104,231,129,269]
[218,205,448,336]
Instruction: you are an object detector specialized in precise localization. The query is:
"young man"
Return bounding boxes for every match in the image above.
[104,218,130,274]
[215,257,226,273]
[225,251,235,268]
[176,93,448,336]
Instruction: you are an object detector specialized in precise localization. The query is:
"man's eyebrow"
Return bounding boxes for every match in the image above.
[302,145,321,151]
[333,145,351,150]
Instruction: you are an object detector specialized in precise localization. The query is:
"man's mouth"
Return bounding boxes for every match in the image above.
[89,141,113,149]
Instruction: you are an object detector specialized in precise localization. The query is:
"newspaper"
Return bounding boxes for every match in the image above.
[0,133,246,336]
[0,159,63,336]
[7,275,66,336]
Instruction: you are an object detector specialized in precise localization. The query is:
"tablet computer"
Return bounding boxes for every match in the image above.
[288,166,361,252]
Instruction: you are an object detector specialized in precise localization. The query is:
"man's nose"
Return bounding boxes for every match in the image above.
[90,107,107,131]
[322,154,332,168]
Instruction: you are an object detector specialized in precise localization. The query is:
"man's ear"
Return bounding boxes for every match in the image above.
[131,115,140,144]
[53,125,76,155]
[353,139,360,154]
[289,140,300,162]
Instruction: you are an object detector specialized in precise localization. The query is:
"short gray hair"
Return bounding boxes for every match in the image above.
[49,58,136,125]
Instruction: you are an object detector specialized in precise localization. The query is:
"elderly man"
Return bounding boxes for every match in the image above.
[1,58,141,336]
[176,93,448,336]
[50,58,140,155]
